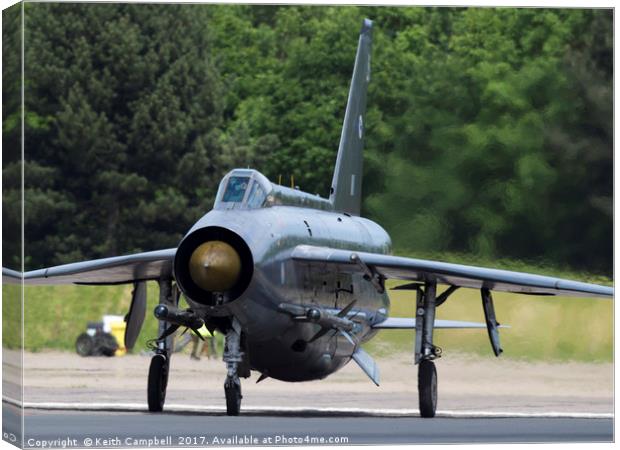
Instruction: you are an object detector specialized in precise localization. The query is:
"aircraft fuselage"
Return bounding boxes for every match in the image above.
[180,205,391,382]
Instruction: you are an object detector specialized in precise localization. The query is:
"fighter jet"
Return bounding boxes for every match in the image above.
[4,19,612,418]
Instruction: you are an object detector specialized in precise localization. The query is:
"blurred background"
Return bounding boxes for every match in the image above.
[2,4,612,361]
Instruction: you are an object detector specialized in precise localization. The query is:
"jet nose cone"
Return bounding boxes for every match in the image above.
[188,241,241,292]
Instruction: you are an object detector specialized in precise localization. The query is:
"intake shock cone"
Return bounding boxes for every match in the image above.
[188,241,242,292]
[174,226,254,305]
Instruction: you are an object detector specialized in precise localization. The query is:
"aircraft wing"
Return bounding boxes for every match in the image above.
[7,248,176,286]
[2,268,22,284]
[291,245,613,298]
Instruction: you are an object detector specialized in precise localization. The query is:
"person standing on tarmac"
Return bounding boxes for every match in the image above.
[190,325,219,360]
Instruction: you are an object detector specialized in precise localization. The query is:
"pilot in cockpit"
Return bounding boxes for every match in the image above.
[223,176,249,203]
[216,170,269,209]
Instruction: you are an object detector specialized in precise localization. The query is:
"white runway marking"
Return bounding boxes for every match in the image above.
[3,397,612,419]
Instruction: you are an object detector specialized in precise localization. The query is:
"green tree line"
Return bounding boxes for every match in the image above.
[2,4,612,275]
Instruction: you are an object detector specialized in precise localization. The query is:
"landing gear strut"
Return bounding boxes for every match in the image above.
[148,279,178,412]
[223,318,244,416]
[415,281,439,418]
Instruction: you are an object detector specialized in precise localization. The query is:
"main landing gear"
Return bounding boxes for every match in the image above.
[414,281,440,418]
[413,282,502,418]
[417,359,437,418]
[148,353,169,412]
[148,279,178,412]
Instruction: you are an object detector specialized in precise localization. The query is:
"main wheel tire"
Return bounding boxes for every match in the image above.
[75,333,94,357]
[225,380,242,416]
[418,359,438,418]
[148,354,169,412]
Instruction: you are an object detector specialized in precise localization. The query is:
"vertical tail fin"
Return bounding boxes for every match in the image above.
[329,18,372,216]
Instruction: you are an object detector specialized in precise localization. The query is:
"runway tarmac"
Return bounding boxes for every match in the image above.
[2,403,614,446]
[3,350,613,446]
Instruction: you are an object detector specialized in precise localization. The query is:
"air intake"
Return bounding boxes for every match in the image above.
[174,227,253,305]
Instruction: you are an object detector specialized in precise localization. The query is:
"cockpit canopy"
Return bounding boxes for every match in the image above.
[214,169,333,211]
[214,169,272,210]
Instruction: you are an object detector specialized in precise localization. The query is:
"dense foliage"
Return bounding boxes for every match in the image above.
[2,5,612,275]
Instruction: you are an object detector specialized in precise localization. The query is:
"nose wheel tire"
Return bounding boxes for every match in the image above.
[148,354,169,412]
[418,359,437,418]
[224,377,242,416]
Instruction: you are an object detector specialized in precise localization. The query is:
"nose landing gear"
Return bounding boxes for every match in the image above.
[223,318,246,416]
[224,377,242,416]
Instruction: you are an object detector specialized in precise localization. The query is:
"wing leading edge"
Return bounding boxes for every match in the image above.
[13,248,176,286]
[291,245,612,298]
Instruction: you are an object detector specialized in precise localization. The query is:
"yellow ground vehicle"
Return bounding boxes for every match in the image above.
[75,315,126,356]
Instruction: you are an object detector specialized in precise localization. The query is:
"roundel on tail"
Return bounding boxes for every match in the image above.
[358,115,363,139]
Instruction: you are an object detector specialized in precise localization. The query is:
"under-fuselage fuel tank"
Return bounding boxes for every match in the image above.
[176,205,391,382]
